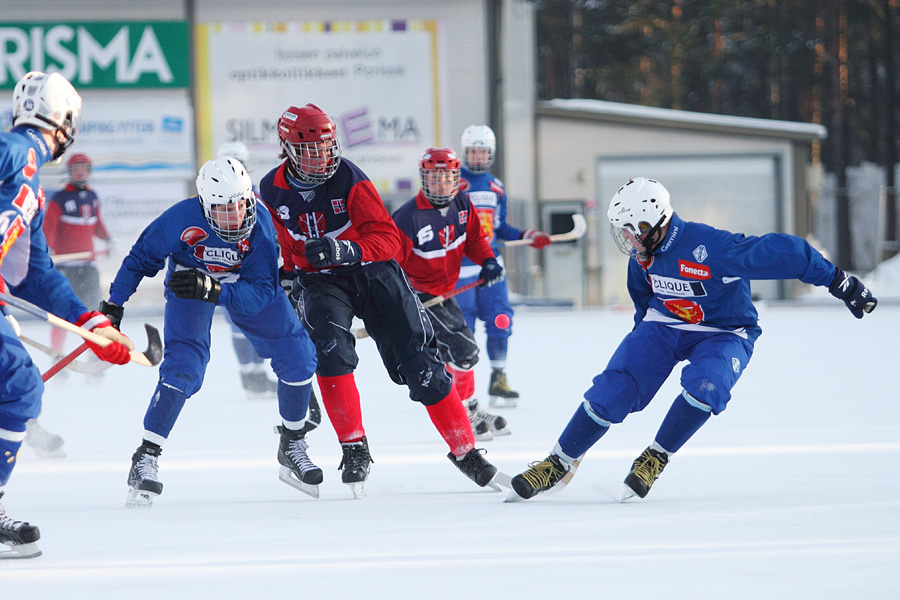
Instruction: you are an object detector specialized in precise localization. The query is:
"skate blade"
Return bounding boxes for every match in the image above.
[125,487,158,509]
[278,467,320,499]
[490,427,512,437]
[346,482,366,499]
[504,488,526,503]
[619,485,639,503]
[474,431,493,442]
[0,541,42,559]
[487,471,512,492]
[33,447,67,459]
[488,397,517,409]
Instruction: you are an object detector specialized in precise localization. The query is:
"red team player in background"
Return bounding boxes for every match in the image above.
[44,152,111,354]
[259,104,501,498]
[392,147,511,442]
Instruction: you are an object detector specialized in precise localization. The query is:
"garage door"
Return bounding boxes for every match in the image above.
[596,154,783,304]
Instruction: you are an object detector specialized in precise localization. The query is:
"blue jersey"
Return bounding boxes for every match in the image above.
[458,167,523,277]
[628,213,836,340]
[0,126,87,322]
[108,197,280,316]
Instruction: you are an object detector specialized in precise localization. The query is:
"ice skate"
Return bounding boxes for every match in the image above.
[276,425,322,499]
[241,368,276,399]
[24,418,66,458]
[0,492,41,559]
[507,453,580,502]
[448,448,503,490]
[488,369,519,408]
[466,398,510,439]
[622,446,669,501]
[339,437,373,499]
[126,442,163,508]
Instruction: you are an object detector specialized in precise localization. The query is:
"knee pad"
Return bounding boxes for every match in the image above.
[583,369,645,424]
[397,352,452,406]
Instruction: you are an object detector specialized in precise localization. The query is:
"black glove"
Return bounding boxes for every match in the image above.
[98,300,124,330]
[167,269,222,303]
[304,237,362,269]
[828,267,877,318]
[479,257,505,287]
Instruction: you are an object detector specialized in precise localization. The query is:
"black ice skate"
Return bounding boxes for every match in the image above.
[126,442,164,508]
[507,453,580,502]
[276,425,323,499]
[622,446,669,500]
[338,437,373,499]
[0,491,41,559]
[488,369,520,408]
[24,418,66,458]
[448,448,501,490]
[466,398,510,440]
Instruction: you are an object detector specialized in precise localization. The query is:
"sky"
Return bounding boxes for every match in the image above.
[1,281,898,599]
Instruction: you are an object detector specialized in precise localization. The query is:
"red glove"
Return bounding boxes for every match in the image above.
[522,229,552,249]
[75,311,134,365]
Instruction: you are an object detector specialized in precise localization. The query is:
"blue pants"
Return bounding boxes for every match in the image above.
[456,272,513,362]
[584,321,755,423]
[145,290,317,439]
[0,313,43,485]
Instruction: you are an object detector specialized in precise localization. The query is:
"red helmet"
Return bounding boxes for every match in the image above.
[419,147,461,208]
[278,104,342,185]
[66,152,92,185]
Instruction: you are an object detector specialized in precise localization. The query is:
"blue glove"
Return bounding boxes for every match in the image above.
[828,268,877,318]
[304,237,362,268]
[479,257,504,287]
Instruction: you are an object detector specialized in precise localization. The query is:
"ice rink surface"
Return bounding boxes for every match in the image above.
[2,302,898,599]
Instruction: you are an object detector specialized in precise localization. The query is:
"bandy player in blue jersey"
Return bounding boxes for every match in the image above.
[0,72,134,559]
[510,177,877,502]
[456,125,550,408]
[99,157,319,507]
[392,147,511,442]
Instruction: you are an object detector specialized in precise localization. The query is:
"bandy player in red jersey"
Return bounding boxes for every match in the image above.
[392,147,511,443]
[259,104,504,498]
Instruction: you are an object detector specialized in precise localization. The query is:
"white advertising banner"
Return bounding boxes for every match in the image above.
[1,91,194,182]
[196,20,444,197]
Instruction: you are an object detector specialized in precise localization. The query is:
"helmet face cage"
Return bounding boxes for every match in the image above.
[13,72,82,159]
[460,125,496,174]
[196,157,257,243]
[607,177,673,260]
[419,148,461,208]
[278,105,342,185]
[66,153,92,185]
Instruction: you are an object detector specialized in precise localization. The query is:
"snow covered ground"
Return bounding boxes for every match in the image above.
[2,299,898,599]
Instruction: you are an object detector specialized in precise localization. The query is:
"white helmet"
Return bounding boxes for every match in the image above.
[607,177,673,260]
[12,71,82,158]
[196,157,257,243]
[460,125,496,174]
[217,141,249,164]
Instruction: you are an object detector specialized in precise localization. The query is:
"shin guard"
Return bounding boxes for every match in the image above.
[316,373,365,442]
[425,388,475,457]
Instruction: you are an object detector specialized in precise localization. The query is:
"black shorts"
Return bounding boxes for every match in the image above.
[293,260,452,405]
[420,295,478,371]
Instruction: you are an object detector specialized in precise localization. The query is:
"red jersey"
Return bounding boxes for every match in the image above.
[392,191,495,297]
[259,159,400,272]
[45,184,109,257]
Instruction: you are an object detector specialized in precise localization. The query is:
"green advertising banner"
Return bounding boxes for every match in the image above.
[0,21,189,89]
